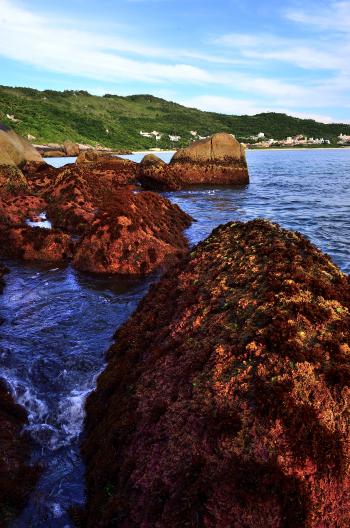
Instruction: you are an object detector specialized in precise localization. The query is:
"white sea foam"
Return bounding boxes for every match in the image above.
[25,211,52,229]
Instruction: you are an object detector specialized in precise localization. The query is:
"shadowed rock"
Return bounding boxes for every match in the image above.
[82,219,350,528]
[139,154,181,191]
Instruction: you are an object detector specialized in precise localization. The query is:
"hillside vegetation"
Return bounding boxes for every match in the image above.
[1,85,349,149]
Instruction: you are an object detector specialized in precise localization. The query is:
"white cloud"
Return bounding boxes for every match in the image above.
[286,1,350,32]
[0,0,307,100]
[180,95,337,123]
[215,32,348,71]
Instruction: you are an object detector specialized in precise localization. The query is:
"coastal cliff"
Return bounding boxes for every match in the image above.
[82,220,350,528]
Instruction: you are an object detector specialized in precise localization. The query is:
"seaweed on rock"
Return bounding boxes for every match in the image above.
[82,219,350,528]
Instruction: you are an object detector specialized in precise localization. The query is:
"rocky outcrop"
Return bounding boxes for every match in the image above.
[82,220,350,528]
[0,151,192,273]
[0,124,42,195]
[63,140,80,157]
[0,123,42,167]
[140,133,249,190]
[0,380,40,526]
[76,149,113,164]
[0,226,73,262]
[139,154,181,191]
[73,190,192,275]
[169,132,249,187]
[42,150,66,158]
[46,159,139,234]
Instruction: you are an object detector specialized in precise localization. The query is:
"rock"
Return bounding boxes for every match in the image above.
[139,154,181,191]
[73,189,192,275]
[0,123,42,167]
[76,149,133,163]
[0,123,42,195]
[63,140,80,157]
[82,220,350,528]
[22,161,59,194]
[46,159,138,234]
[0,195,47,225]
[0,226,73,261]
[76,149,113,163]
[0,379,40,526]
[42,150,66,158]
[168,132,249,187]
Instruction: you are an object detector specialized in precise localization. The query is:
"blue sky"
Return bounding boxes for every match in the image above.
[0,0,349,122]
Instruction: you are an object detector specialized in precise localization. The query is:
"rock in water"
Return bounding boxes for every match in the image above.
[82,219,350,528]
[139,154,181,191]
[73,189,192,274]
[169,132,249,186]
[63,140,80,157]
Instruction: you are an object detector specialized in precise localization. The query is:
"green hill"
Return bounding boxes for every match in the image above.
[0,85,349,149]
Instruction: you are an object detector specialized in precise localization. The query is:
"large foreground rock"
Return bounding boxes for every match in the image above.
[139,133,249,190]
[83,220,350,527]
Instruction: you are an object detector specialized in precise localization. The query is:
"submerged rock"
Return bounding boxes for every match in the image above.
[83,220,350,527]
[73,189,192,275]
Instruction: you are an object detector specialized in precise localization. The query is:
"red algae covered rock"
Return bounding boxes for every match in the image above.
[0,226,73,262]
[73,189,192,275]
[0,380,40,526]
[82,219,350,528]
[46,159,138,234]
[0,196,47,225]
[22,161,58,194]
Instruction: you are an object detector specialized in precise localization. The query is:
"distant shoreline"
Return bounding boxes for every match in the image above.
[247,146,350,152]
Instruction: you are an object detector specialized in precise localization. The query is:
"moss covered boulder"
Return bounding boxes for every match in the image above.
[83,219,350,527]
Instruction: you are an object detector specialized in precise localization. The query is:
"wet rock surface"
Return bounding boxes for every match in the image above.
[82,219,350,528]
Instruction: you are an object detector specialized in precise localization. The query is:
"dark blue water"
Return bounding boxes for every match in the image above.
[1,148,349,527]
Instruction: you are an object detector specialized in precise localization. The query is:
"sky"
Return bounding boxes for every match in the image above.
[0,0,349,123]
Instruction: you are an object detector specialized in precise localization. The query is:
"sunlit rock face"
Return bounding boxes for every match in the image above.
[139,133,249,191]
[0,124,42,195]
[82,219,350,528]
[73,189,192,275]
